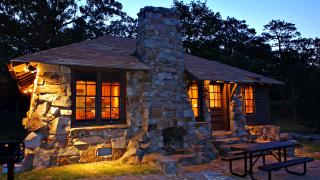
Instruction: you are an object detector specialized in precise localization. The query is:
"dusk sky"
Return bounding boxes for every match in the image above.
[118,0,320,38]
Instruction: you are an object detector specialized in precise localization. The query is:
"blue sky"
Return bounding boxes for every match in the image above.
[118,0,320,38]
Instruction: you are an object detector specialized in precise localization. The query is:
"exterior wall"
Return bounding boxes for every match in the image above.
[22,63,142,170]
[22,7,216,171]
[245,86,270,124]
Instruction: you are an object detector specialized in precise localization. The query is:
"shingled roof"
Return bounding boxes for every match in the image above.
[11,36,283,85]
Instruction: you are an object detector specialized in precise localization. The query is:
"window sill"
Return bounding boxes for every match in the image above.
[71,124,128,131]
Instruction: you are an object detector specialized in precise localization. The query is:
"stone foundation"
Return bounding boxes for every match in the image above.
[246,125,280,142]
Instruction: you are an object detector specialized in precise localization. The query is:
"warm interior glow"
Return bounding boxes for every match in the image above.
[244,85,254,114]
[188,83,199,118]
[209,84,221,108]
[102,82,120,119]
[76,80,96,120]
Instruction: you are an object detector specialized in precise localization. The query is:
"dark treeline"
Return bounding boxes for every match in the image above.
[0,0,319,133]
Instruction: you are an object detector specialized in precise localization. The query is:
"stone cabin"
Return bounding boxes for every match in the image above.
[8,7,283,170]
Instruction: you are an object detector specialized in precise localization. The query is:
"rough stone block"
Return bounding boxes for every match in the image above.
[49,117,70,135]
[60,109,72,116]
[25,132,42,150]
[52,96,71,107]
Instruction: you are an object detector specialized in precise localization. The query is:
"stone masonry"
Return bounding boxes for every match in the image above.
[21,7,208,171]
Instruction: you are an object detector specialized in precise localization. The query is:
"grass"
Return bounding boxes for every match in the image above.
[0,161,160,180]
[299,140,320,153]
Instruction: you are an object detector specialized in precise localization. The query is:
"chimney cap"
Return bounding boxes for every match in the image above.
[138,6,179,18]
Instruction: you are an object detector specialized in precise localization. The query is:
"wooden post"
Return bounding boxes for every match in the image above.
[7,161,14,180]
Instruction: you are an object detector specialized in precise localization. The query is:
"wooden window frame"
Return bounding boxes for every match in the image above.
[188,81,201,121]
[71,69,126,127]
[243,85,255,115]
[208,83,222,108]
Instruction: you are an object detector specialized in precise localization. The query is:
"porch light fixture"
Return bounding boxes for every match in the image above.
[24,63,37,73]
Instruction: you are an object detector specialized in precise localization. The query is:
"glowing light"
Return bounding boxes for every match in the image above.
[24,63,37,73]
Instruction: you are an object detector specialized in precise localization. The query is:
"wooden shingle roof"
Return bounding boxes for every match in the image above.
[11,37,150,70]
[11,36,283,85]
[185,55,284,84]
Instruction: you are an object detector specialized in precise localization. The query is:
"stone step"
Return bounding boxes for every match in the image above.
[213,137,242,145]
[212,131,233,137]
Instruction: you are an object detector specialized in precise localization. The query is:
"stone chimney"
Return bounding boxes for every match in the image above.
[136,7,196,148]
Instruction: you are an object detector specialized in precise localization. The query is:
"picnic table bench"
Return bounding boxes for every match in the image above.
[0,140,25,180]
[221,140,314,180]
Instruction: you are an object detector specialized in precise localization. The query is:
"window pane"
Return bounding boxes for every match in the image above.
[192,107,198,117]
[192,99,198,108]
[102,82,111,96]
[85,107,95,119]
[111,97,120,108]
[244,85,254,114]
[111,108,120,119]
[86,97,95,107]
[111,86,120,96]
[76,108,85,120]
[76,97,85,108]
[76,81,86,95]
[87,82,96,96]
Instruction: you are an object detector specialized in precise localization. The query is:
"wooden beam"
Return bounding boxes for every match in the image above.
[229,83,238,101]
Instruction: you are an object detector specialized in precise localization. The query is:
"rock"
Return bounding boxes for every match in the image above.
[280,133,289,141]
[33,148,54,169]
[79,149,96,163]
[39,94,58,102]
[49,117,70,135]
[25,132,42,150]
[125,156,141,165]
[34,102,50,117]
[25,117,44,131]
[142,153,178,176]
[36,84,65,94]
[72,136,106,146]
[111,136,127,149]
[21,149,35,171]
[60,109,72,116]
[52,96,71,107]
[50,107,60,116]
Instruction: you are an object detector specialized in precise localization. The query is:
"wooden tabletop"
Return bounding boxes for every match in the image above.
[231,140,299,153]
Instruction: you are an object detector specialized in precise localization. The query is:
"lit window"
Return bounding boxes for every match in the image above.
[244,85,255,114]
[73,71,125,126]
[209,84,221,108]
[188,82,199,118]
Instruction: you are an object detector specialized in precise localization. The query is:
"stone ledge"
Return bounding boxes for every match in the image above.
[70,124,128,131]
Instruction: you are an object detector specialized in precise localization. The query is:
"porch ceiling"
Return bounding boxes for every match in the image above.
[185,55,284,85]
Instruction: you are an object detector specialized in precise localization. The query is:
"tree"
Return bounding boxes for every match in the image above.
[0,0,127,61]
[262,20,301,61]
[173,0,223,55]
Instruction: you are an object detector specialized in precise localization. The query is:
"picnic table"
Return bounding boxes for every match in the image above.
[223,140,314,180]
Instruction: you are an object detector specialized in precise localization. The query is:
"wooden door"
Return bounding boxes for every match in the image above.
[209,83,229,131]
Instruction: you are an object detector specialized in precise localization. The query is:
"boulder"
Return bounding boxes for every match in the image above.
[142,153,178,176]
[34,102,50,117]
[60,109,72,116]
[79,149,96,163]
[32,148,54,169]
[21,149,35,171]
[52,96,71,107]
[25,117,44,131]
[49,117,70,135]
[39,94,58,102]
[25,132,42,150]
[111,136,127,149]
[50,107,60,116]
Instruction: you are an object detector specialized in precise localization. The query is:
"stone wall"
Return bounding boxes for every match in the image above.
[229,86,247,136]
[22,63,136,170]
[136,7,197,148]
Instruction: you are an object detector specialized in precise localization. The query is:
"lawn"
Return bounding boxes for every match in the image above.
[299,140,320,153]
[0,161,160,180]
